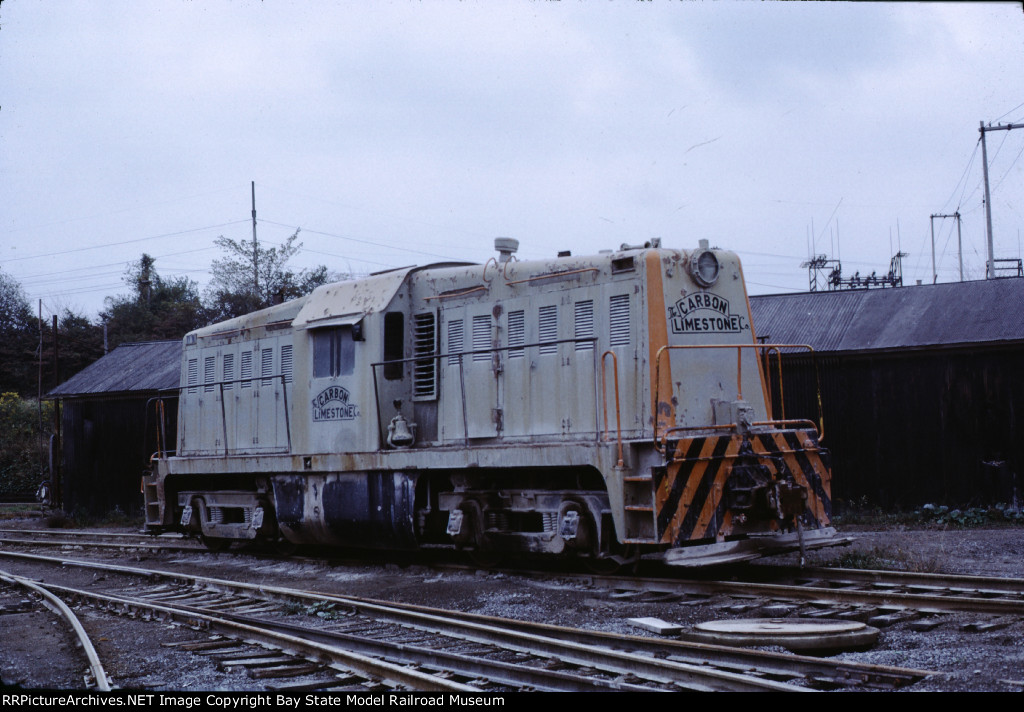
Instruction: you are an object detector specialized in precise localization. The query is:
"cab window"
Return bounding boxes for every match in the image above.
[312,326,355,378]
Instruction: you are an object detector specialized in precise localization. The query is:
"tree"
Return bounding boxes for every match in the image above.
[0,269,105,394]
[101,254,209,348]
[0,392,51,497]
[0,270,40,395]
[204,229,337,321]
[50,309,104,385]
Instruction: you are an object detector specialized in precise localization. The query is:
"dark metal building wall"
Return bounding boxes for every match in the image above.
[771,346,1022,510]
[60,395,178,516]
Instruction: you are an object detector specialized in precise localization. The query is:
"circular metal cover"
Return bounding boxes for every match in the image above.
[689,617,879,653]
[696,618,865,636]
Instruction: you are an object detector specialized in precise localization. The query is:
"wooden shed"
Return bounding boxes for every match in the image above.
[47,341,181,516]
[750,278,1024,510]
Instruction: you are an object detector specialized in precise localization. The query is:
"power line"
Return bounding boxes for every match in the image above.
[1,221,249,264]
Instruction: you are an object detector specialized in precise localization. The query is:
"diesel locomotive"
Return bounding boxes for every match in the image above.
[144,238,842,567]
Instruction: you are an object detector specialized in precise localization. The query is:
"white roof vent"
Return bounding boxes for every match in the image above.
[495,237,519,263]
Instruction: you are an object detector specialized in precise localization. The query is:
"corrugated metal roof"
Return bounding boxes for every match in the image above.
[48,341,182,397]
[750,278,1024,352]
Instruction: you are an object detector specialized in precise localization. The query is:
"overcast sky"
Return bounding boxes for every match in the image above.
[3,1,1024,320]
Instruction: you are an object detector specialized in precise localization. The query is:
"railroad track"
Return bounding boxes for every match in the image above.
[6,528,1020,619]
[0,550,935,691]
[565,564,1024,619]
[0,528,201,553]
[0,569,111,690]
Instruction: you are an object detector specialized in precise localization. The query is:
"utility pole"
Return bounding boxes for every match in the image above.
[251,181,259,299]
[980,121,1024,279]
[930,212,963,283]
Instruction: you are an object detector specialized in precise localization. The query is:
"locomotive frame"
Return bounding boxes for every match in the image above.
[144,238,843,567]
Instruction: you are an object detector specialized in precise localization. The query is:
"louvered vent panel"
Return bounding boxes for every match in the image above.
[472,315,491,361]
[413,312,437,399]
[575,300,594,350]
[223,353,235,390]
[508,310,525,359]
[187,358,198,393]
[539,305,558,354]
[281,345,293,384]
[240,351,253,388]
[609,294,631,347]
[261,348,273,386]
[204,356,216,392]
[447,319,464,365]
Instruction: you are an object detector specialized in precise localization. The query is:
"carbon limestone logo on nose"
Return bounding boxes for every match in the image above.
[311,385,360,421]
[667,292,750,334]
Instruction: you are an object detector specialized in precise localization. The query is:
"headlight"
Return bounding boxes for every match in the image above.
[688,249,720,287]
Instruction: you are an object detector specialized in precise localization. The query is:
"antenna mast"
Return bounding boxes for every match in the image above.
[251,181,259,298]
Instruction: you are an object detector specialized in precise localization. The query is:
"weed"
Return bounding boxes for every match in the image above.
[284,601,348,620]
[916,503,1024,528]
[823,545,941,573]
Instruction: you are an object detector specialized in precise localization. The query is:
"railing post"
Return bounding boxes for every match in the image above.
[280,374,291,453]
[219,382,228,456]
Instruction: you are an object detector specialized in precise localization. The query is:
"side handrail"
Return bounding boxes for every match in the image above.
[505,267,600,286]
[423,285,489,300]
[370,335,599,446]
[146,395,174,460]
[600,350,625,468]
[652,343,823,451]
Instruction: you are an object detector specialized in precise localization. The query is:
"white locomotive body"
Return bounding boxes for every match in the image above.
[145,239,840,566]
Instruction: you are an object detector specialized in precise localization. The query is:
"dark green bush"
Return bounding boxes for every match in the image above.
[0,392,50,497]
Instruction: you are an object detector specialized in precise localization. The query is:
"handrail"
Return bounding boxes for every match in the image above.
[370,336,600,446]
[662,419,819,442]
[652,343,823,451]
[505,267,599,286]
[485,254,519,283]
[423,285,489,300]
[600,350,625,467]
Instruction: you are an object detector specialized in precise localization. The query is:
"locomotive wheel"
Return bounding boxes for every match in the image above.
[200,536,232,552]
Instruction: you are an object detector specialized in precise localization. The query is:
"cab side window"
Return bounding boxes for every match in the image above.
[313,327,355,378]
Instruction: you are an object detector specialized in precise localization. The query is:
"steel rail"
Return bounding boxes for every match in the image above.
[134,593,670,693]
[770,565,1024,594]
[577,570,1024,616]
[303,593,805,692]
[0,570,111,691]
[0,550,807,692]
[143,583,792,691]
[338,597,936,690]
[22,577,481,693]
[0,529,183,539]
[0,535,201,553]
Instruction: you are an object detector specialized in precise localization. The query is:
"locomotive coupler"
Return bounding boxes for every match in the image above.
[725,439,809,522]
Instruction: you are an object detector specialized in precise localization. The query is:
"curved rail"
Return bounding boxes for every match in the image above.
[0,570,111,691]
